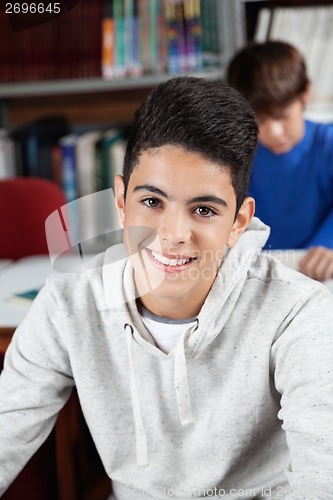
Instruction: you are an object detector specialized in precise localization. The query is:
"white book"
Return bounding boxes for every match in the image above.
[311,7,333,107]
[306,7,329,91]
[0,130,15,179]
[254,8,272,42]
[269,8,290,41]
[75,131,102,198]
[75,131,102,245]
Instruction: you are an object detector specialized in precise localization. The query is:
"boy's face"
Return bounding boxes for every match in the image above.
[115,145,254,318]
[256,98,305,154]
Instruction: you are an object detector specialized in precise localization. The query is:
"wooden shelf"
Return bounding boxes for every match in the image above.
[0,69,224,99]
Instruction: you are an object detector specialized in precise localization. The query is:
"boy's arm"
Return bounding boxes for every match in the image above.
[299,246,333,281]
[0,282,74,496]
[305,208,333,249]
[271,287,333,498]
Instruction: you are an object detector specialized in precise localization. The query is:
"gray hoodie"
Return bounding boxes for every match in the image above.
[0,218,333,499]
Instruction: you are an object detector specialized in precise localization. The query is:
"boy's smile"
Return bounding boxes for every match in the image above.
[115,145,254,319]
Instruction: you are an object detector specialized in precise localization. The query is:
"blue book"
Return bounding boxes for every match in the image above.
[8,287,41,305]
[60,134,79,243]
[60,134,77,202]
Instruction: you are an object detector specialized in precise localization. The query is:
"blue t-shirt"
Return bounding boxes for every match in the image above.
[249,120,333,249]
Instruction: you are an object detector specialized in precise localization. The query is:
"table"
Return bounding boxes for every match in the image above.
[0,253,94,331]
[0,260,12,272]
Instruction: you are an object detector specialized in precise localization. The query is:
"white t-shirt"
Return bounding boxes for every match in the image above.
[138,303,197,354]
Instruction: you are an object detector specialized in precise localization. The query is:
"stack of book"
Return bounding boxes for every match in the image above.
[0,0,221,84]
[102,0,221,78]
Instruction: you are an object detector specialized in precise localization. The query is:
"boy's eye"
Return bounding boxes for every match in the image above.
[194,206,216,218]
[142,197,162,209]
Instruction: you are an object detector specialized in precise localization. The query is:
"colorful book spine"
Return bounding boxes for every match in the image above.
[148,0,159,73]
[184,0,202,71]
[201,0,219,68]
[60,134,77,203]
[102,129,123,190]
[139,0,150,74]
[102,0,115,78]
[165,0,180,74]
[131,0,143,76]
[113,0,126,77]
[175,0,187,73]
[157,0,168,73]
[122,0,142,77]
[60,134,79,243]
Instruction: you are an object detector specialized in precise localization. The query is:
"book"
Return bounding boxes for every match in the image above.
[10,116,70,179]
[254,8,272,42]
[124,0,142,77]
[165,0,181,74]
[130,0,143,76]
[148,0,159,73]
[102,128,124,190]
[113,0,126,77]
[60,134,78,203]
[184,0,202,71]
[0,130,15,179]
[75,131,102,244]
[102,0,115,78]
[201,0,219,68]
[139,0,151,74]
[59,133,79,243]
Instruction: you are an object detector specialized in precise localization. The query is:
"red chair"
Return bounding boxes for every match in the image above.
[0,177,67,260]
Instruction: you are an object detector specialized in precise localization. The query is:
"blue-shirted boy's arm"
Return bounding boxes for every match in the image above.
[305,208,333,248]
[308,122,333,249]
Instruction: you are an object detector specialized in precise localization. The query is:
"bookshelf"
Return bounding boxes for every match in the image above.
[2,0,333,129]
[0,0,226,130]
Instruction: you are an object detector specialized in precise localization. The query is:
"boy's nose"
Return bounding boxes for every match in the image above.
[159,211,191,245]
[264,120,284,138]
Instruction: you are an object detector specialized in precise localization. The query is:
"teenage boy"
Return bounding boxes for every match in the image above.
[227,40,333,281]
[0,77,333,499]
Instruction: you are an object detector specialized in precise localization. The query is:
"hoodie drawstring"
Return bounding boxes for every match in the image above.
[125,323,148,467]
[124,319,198,466]
[174,322,198,425]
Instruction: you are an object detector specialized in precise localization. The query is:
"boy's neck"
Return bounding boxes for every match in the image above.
[136,291,206,320]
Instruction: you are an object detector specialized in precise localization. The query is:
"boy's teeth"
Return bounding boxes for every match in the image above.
[151,251,191,266]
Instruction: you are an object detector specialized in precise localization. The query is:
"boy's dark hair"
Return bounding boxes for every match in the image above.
[227,40,309,116]
[123,76,258,214]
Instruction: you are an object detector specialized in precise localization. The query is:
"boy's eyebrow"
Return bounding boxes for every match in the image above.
[189,196,228,208]
[134,184,169,198]
[133,184,228,207]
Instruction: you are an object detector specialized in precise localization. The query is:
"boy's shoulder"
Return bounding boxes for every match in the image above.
[43,244,130,311]
[306,119,333,147]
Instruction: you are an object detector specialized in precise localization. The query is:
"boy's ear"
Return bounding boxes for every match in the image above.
[114,175,126,228]
[227,197,255,248]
